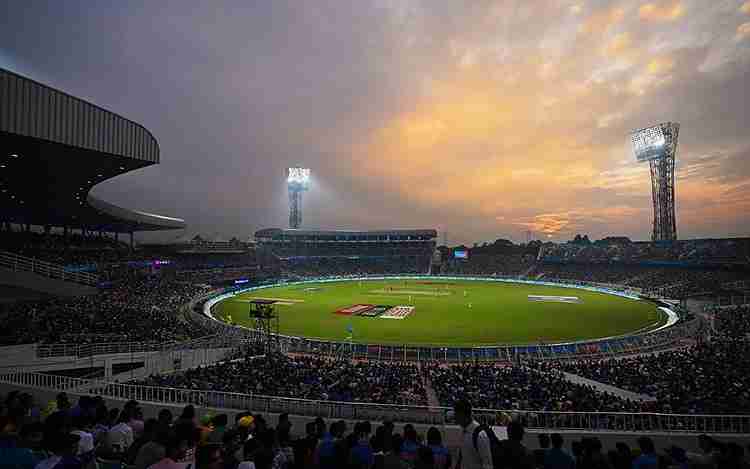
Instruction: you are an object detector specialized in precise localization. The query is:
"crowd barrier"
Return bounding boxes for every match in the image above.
[0,369,747,434]
[0,250,98,286]
[36,333,244,359]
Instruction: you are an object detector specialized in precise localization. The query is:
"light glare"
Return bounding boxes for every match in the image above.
[287,167,310,184]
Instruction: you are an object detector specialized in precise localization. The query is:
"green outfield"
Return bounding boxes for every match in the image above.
[212,279,665,346]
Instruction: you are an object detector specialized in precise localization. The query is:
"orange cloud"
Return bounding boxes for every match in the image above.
[639,1,685,22]
[737,22,750,41]
[579,5,625,35]
[603,32,633,57]
[513,207,648,236]
[646,56,675,75]
[741,2,750,15]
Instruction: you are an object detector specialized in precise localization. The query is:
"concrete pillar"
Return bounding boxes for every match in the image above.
[114,232,119,242]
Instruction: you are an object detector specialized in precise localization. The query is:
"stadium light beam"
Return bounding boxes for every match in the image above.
[287,167,310,229]
[630,122,680,242]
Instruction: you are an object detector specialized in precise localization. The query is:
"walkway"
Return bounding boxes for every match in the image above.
[561,371,656,402]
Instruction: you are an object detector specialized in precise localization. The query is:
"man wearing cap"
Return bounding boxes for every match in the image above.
[237,414,256,443]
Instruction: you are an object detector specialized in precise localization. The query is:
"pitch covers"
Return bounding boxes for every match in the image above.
[380,306,415,319]
[333,304,414,319]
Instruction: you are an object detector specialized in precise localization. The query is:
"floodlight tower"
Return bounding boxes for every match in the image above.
[287,167,310,229]
[630,122,680,242]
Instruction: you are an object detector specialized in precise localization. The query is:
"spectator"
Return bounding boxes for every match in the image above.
[530,433,549,467]
[134,426,168,469]
[69,415,94,463]
[454,398,493,469]
[632,437,657,469]
[349,422,375,469]
[400,424,419,464]
[580,438,610,469]
[498,421,534,469]
[416,445,436,469]
[104,409,134,456]
[126,418,158,465]
[426,426,451,469]
[35,433,81,469]
[195,443,224,469]
[147,432,188,469]
[157,409,173,429]
[0,423,38,469]
[611,443,632,469]
[545,433,575,469]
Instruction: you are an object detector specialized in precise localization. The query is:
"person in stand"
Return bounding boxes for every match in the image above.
[497,421,534,469]
[534,434,550,469]
[195,443,224,469]
[35,433,82,469]
[632,437,657,469]
[426,427,451,469]
[544,433,575,469]
[146,432,188,469]
[399,424,419,465]
[454,399,493,469]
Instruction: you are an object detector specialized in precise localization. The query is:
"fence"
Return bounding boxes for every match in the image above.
[0,250,98,286]
[0,369,748,434]
[35,333,249,359]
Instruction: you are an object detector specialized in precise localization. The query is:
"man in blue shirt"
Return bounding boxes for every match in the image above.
[349,428,374,469]
[633,437,658,469]
[545,433,575,469]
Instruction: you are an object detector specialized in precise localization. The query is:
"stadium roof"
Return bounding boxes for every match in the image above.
[0,68,185,232]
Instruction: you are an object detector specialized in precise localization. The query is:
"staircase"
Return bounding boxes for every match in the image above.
[418,363,441,408]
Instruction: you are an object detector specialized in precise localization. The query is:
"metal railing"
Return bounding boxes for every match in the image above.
[35,333,245,359]
[1,369,748,434]
[0,250,98,286]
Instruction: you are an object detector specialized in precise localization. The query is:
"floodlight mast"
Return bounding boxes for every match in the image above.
[630,122,680,242]
[287,167,310,229]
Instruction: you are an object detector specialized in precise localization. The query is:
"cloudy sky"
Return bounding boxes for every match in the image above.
[2,0,749,244]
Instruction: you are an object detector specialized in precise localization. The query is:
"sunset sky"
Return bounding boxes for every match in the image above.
[2,1,749,244]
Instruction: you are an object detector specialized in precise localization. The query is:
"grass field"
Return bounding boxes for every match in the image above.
[212,279,665,346]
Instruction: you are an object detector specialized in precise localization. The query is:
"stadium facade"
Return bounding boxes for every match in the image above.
[255,228,437,273]
[0,68,185,238]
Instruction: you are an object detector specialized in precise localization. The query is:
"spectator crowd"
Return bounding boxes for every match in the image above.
[0,277,213,345]
[137,352,427,406]
[0,390,457,469]
[2,390,749,469]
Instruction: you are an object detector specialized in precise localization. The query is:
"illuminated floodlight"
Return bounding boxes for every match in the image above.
[287,167,310,229]
[287,167,310,186]
[629,122,680,242]
[631,125,668,162]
